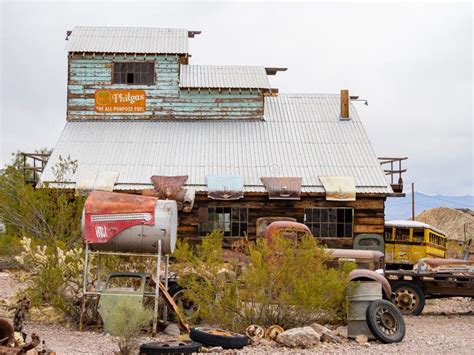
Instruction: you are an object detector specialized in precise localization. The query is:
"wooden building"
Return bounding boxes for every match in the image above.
[40,26,402,249]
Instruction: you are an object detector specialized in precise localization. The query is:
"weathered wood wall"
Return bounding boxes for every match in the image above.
[67,54,264,120]
[178,193,386,248]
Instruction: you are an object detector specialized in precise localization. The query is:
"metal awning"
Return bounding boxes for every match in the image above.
[207,175,244,200]
[76,171,119,192]
[319,176,356,201]
[260,177,302,200]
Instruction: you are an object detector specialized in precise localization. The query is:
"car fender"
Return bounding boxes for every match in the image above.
[349,269,392,299]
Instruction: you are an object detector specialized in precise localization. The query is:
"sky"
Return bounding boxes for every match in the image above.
[0,0,472,195]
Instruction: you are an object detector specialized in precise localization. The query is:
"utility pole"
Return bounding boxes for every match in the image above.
[411,182,415,221]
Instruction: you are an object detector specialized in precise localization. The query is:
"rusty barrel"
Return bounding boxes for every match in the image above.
[346,281,382,340]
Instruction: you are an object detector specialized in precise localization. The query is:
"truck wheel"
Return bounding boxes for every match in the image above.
[366,299,406,343]
[168,284,200,319]
[392,281,425,316]
[190,327,249,349]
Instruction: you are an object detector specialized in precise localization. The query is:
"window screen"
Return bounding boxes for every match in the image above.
[304,207,353,238]
[113,62,155,85]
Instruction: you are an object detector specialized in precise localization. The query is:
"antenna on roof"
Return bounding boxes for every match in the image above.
[188,31,201,38]
[265,67,288,75]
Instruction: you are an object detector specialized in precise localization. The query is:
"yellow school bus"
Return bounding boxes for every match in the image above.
[384,220,447,269]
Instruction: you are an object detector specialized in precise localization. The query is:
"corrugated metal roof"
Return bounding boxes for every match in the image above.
[180,65,271,89]
[40,94,392,194]
[66,26,189,54]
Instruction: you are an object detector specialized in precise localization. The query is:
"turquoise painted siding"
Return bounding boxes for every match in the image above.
[67,55,264,120]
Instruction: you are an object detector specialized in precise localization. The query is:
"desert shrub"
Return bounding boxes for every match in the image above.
[173,231,355,331]
[14,237,88,322]
[0,153,84,253]
[99,297,153,355]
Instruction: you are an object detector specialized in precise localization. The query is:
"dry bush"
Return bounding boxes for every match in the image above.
[173,231,355,331]
[99,297,152,355]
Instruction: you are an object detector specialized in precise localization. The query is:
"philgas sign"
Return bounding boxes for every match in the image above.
[94,89,146,113]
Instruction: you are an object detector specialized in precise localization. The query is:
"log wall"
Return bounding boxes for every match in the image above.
[178,193,386,248]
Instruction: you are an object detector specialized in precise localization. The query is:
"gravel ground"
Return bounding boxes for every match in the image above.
[1,271,473,354]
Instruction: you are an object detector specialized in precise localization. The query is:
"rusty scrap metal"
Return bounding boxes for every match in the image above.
[414,258,474,273]
[260,177,302,200]
[151,175,188,199]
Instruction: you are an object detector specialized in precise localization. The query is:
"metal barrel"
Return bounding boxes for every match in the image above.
[346,281,382,339]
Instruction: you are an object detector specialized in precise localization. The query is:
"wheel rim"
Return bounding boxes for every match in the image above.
[393,287,419,314]
[374,305,399,336]
[173,290,199,318]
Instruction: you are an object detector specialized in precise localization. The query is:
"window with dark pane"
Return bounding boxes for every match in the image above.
[304,207,353,238]
[199,207,248,237]
[113,62,155,85]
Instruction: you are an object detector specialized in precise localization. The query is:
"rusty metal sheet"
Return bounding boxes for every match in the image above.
[260,177,302,200]
[207,175,244,200]
[414,258,474,273]
[319,176,356,201]
[151,175,188,199]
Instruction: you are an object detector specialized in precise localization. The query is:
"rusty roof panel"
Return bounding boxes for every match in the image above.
[66,26,189,54]
[40,94,392,194]
[180,65,271,89]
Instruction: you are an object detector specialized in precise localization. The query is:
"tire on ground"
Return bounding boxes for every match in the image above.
[391,281,425,316]
[190,327,249,349]
[139,340,202,354]
[366,299,406,343]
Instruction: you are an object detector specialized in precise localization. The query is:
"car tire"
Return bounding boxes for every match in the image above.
[391,281,425,315]
[366,299,406,343]
[139,340,202,354]
[190,327,249,349]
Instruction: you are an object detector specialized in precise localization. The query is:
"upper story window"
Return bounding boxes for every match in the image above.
[304,207,353,238]
[113,62,155,85]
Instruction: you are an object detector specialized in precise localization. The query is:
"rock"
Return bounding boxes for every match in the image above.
[355,335,368,344]
[208,346,224,352]
[309,323,342,343]
[309,323,331,335]
[164,323,180,337]
[276,326,320,348]
[333,326,348,338]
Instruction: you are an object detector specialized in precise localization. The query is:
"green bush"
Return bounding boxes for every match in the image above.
[0,153,84,252]
[173,231,355,331]
[99,297,152,355]
[14,237,87,322]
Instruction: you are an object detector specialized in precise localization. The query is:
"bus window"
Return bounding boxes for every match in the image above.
[395,228,410,241]
[384,228,393,241]
[413,229,424,244]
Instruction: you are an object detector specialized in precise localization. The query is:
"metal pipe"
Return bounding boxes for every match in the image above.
[153,240,162,334]
[163,255,169,322]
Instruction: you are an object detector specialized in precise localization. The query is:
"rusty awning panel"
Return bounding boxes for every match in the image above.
[319,176,356,201]
[260,177,302,200]
[207,175,244,200]
[151,175,188,199]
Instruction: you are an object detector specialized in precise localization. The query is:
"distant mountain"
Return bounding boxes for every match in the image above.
[385,192,473,221]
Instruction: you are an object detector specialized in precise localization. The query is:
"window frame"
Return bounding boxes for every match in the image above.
[304,207,354,238]
[199,207,249,237]
[112,61,156,85]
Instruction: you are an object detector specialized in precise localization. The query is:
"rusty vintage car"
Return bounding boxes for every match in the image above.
[263,221,392,299]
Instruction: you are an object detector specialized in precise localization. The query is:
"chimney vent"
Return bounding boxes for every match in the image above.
[340,89,349,119]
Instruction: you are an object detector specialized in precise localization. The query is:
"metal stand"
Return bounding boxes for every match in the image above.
[79,242,163,333]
